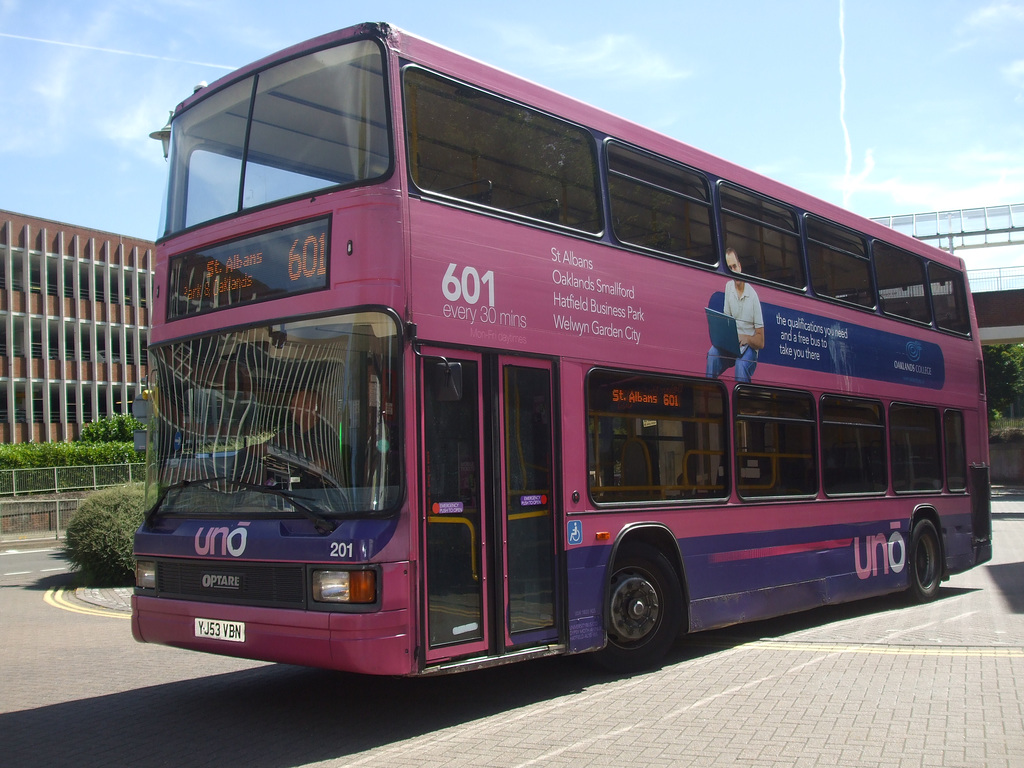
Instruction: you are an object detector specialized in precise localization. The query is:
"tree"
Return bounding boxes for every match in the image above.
[982,344,1024,422]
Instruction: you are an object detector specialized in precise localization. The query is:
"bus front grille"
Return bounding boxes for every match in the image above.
[155,559,306,607]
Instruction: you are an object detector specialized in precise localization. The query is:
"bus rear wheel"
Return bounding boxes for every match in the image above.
[908,518,942,603]
[597,542,682,672]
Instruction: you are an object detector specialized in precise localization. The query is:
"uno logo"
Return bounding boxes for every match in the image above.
[194,525,248,557]
[854,523,905,579]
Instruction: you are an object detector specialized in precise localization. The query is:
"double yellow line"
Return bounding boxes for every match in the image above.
[44,587,131,619]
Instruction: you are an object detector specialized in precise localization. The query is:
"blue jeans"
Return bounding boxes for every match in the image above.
[706,345,758,383]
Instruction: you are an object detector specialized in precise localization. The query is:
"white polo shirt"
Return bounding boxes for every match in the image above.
[724,280,763,351]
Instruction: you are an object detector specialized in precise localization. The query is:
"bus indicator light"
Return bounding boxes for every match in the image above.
[312,570,377,603]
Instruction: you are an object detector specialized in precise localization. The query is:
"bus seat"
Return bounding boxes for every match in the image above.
[621,438,652,488]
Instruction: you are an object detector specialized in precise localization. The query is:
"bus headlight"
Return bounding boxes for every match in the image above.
[312,569,376,604]
[135,560,157,589]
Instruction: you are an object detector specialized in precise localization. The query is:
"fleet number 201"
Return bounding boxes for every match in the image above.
[330,542,354,558]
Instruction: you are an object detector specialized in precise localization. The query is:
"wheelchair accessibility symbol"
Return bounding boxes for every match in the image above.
[567,519,583,546]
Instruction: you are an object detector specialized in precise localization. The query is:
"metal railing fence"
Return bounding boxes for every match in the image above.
[967,266,1024,293]
[0,463,145,497]
[992,417,1024,433]
[0,463,145,542]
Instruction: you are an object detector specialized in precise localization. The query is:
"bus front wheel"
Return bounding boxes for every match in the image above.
[597,542,683,672]
[908,518,942,603]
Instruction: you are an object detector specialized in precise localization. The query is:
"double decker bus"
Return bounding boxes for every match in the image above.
[132,22,992,675]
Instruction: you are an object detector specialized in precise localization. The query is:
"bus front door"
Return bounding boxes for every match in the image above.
[420,351,559,666]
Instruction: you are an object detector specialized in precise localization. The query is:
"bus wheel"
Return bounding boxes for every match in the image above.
[597,543,682,672]
[908,519,942,603]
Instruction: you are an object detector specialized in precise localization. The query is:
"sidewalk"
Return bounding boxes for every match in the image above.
[75,586,132,613]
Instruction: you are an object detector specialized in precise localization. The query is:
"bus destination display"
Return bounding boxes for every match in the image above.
[168,216,330,320]
[590,375,688,416]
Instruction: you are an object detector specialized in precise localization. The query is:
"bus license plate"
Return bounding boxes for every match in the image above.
[194,618,245,643]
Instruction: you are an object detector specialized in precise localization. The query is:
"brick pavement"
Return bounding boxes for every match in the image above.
[75,585,132,612]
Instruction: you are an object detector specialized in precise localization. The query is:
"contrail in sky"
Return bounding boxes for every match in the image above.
[0,32,235,70]
[838,0,874,209]
[839,0,852,207]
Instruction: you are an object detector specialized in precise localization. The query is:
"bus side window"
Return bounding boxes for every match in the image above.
[806,215,875,310]
[820,395,887,496]
[606,142,717,267]
[587,371,727,503]
[875,242,931,325]
[734,386,816,499]
[929,263,971,335]
[890,404,942,492]
[719,183,804,290]
[404,67,602,233]
[944,410,967,491]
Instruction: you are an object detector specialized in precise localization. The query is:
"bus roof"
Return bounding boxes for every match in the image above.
[172,21,962,273]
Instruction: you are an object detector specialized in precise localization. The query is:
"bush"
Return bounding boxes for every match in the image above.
[0,441,143,470]
[78,414,144,444]
[64,483,146,586]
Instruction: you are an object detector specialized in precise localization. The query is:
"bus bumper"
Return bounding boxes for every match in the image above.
[132,596,414,676]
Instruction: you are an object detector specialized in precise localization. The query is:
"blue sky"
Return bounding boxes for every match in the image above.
[1,0,1022,269]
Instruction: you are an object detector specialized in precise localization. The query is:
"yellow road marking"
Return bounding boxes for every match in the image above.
[743,639,1024,658]
[44,587,131,619]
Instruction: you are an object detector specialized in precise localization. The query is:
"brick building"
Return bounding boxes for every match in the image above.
[0,210,153,443]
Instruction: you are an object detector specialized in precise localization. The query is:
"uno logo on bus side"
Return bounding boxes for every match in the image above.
[853,523,905,579]
[194,525,248,557]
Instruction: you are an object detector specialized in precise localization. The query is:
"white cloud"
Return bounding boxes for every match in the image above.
[966,2,1024,27]
[812,141,1024,218]
[1004,60,1024,88]
[490,24,690,87]
[852,156,1024,216]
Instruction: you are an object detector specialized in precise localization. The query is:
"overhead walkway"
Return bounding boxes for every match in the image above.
[873,203,1024,344]
[872,202,1024,253]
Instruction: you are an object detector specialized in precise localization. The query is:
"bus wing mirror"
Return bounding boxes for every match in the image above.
[431,360,463,401]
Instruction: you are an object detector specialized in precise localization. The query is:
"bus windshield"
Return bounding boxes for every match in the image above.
[161,38,391,236]
[144,311,400,521]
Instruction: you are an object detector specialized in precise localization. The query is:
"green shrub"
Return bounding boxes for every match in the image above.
[0,441,143,470]
[79,414,144,444]
[64,483,146,587]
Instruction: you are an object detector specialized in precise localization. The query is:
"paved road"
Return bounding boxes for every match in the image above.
[0,547,70,585]
[2,494,1023,768]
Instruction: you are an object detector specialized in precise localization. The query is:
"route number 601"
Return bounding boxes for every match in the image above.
[443,263,495,307]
